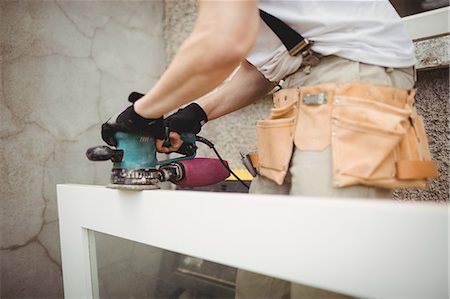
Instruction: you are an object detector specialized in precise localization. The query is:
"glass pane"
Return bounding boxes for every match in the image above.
[390,0,448,17]
[88,231,354,299]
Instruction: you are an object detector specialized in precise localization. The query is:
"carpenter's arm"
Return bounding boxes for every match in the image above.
[134,0,259,118]
[156,60,276,153]
[198,60,277,120]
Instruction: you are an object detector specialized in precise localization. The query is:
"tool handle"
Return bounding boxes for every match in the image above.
[86,146,124,163]
[158,132,197,165]
[176,141,197,157]
[163,130,197,156]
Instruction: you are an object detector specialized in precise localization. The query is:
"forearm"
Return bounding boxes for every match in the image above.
[134,0,259,119]
[198,60,277,121]
[135,38,239,118]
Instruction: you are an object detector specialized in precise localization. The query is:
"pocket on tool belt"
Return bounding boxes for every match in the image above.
[268,100,297,119]
[396,115,439,180]
[331,95,438,188]
[257,116,296,185]
[331,95,411,186]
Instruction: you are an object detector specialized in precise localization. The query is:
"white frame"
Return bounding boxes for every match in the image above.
[57,184,448,299]
[401,6,449,40]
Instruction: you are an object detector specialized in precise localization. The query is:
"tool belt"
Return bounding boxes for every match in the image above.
[255,82,439,188]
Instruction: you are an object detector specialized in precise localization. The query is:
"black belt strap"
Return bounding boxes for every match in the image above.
[259,9,313,57]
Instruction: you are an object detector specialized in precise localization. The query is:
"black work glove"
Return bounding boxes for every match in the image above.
[101,92,165,146]
[165,103,208,135]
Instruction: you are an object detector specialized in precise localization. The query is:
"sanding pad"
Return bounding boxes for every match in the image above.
[106,183,159,191]
[109,168,161,191]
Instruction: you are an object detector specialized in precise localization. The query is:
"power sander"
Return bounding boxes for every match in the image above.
[86,131,231,190]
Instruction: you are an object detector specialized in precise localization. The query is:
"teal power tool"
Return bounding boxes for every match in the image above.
[86,131,199,190]
[86,130,247,191]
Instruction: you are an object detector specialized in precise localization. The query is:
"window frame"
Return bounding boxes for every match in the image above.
[401,6,449,41]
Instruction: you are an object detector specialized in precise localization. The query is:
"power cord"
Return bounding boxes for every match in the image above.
[196,136,250,190]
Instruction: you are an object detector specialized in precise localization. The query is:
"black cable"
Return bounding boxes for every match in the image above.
[196,136,250,190]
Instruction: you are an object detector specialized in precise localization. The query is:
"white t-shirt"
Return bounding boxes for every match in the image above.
[247,0,416,82]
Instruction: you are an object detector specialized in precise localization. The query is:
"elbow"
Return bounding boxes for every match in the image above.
[229,38,254,63]
[203,34,255,71]
[216,45,248,68]
[228,31,256,60]
[191,0,259,73]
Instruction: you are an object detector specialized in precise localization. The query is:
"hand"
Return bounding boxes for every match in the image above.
[155,131,183,153]
[156,103,208,153]
[101,92,165,146]
[165,102,208,134]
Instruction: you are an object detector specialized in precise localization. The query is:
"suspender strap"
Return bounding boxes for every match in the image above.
[259,9,313,57]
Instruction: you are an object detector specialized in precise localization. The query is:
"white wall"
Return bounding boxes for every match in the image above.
[0,1,166,297]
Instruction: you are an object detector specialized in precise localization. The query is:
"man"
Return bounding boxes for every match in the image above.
[103,0,419,196]
[102,1,430,297]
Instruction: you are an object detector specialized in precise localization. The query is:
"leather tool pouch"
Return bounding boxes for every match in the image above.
[256,89,298,184]
[257,83,439,188]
